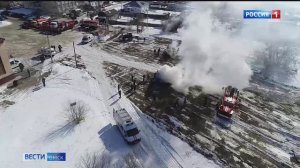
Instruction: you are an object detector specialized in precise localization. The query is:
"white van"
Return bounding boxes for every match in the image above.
[113,108,141,144]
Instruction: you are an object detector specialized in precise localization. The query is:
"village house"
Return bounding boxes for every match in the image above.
[23,1,105,16]
[23,1,79,16]
[0,38,14,84]
[122,1,149,14]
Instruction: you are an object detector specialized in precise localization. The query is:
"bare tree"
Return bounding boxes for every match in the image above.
[78,152,111,168]
[123,153,143,168]
[65,100,89,124]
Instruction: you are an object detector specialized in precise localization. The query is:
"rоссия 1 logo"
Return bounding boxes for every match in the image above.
[244,10,280,19]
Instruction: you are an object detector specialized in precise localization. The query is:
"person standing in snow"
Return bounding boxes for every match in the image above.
[19,63,24,72]
[183,97,187,107]
[58,45,62,52]
[118,90,122,98]
[133,79,136,86]
[174,98,179,107]
[118,84,120,91]
[133,83,137,91]
[154,49,156,56]
[142,75,145,83]
[157,48,161,56]
[40,55,45,63]
[153,94,156,102]
[147,74,150,81]
[27,69,31,77]
[42,77,46,87]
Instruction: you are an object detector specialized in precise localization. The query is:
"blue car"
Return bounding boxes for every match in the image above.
[22,15,38,21]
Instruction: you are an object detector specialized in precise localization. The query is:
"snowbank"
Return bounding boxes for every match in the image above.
[0,21,12,28]
[0,64,109,168]
[116,16,132,22]
[142,18,163,25]
[147,9,181,16]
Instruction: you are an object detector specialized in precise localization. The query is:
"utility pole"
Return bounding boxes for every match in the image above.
[47,34,53,63]
[73,41,77,68]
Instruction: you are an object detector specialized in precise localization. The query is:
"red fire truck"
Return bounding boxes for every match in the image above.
[42,18,76,33]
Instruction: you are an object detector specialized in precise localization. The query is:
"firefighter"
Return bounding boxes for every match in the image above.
[42,77,46,87]
[157,48,161,56]
[131,75,134,82]
[133,83,137,91]
[174,98,179,107]
[183,97,187,107]
[130,83,134,91]
[118,90,122,98]
[133,79,136,86]
[19,63,24,72]
[142,75,145,82]
[153,93,156,102]
[27,69,31,77]
[58,45,62,52]
[40,55,45,63]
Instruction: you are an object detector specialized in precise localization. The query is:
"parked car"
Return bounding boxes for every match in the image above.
[39,15,51,20]
[39,47,56,57]
[9,58,21,69]
[113,108,141,144]
[81,34,93,44]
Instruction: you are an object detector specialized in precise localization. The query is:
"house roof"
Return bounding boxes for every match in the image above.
[105,9,118,16]
[98,9,118,17]
[8,8,36,16]
[123,1,147,8]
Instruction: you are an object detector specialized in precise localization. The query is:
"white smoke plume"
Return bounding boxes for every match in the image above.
[158,2,300,94]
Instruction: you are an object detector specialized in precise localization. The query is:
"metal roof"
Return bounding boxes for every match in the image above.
[8,8,36,16]
[116,108,133,123]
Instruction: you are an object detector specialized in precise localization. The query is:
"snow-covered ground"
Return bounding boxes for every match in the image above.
[147,9,181,16]
[104,1,129,11]
[142,18,163,25]
[0,37,220,168]
[116,16,133,23]
[0,21,12,28]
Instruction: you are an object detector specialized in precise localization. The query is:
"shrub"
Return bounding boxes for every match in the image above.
[65,100,89,124]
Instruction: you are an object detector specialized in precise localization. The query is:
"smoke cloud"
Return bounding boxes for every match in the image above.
[158,2,300,94]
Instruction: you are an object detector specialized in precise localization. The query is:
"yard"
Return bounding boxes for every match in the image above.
[0,17,83,59]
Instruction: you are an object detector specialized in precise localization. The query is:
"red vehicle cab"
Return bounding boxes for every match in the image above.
[32,18,49,29]
[44,18,76,33]
[217,86,239,119]
[80,19,98,28]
